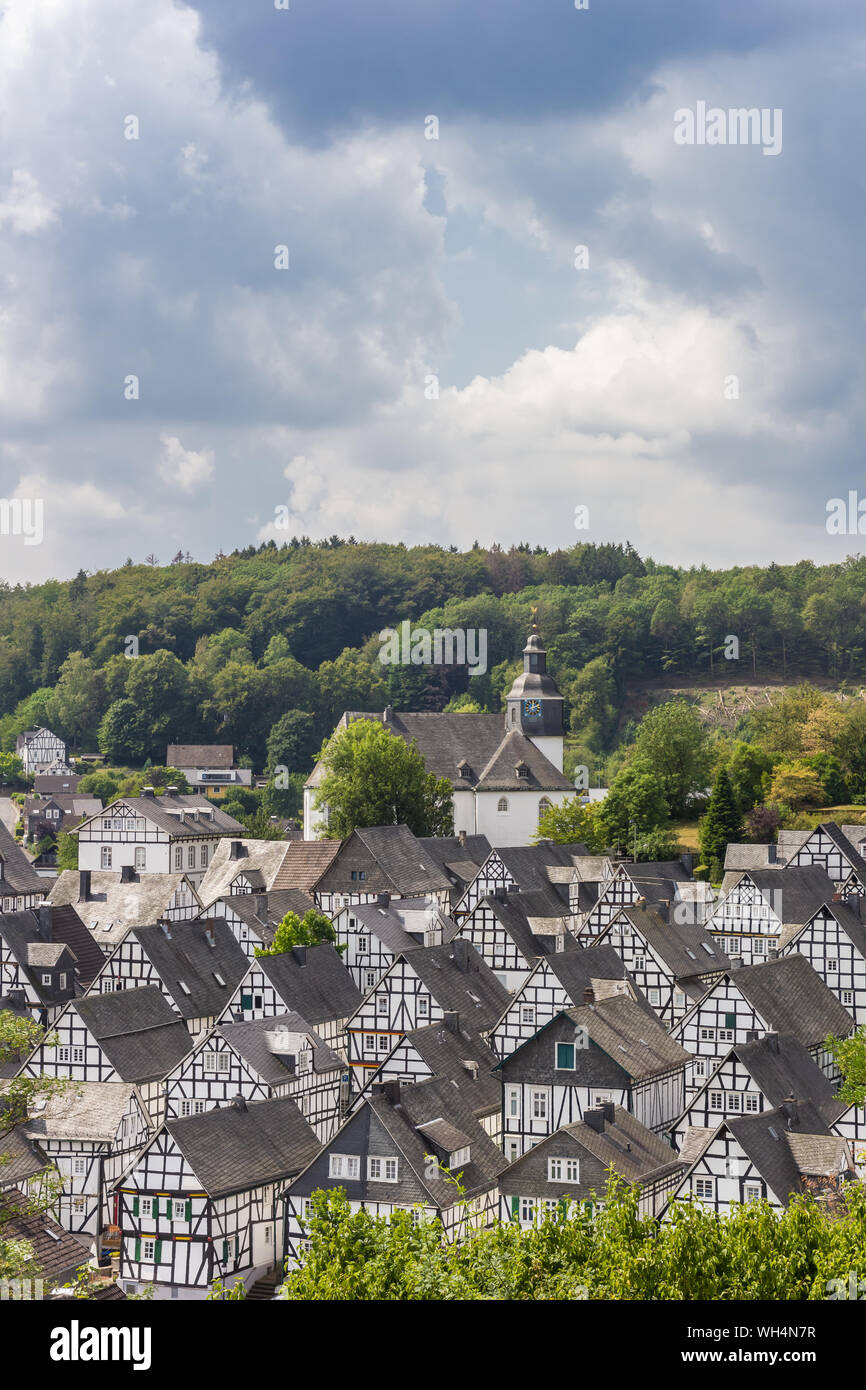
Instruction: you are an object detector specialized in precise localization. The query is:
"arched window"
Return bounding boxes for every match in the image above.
[538,797,552,822]
[510,707,517,724]
[497,797,509,814]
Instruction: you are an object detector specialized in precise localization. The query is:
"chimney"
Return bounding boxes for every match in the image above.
[458,829,467,848]
[159,920,172,940]
[166,786,178,797]
[451,938,471,972]
[292,945,307,966]
[36,903,52,941]
[120,864,136,883]
[680,851,694,875]
[768,948,779,960]
[443,1010,460,1035]
[383,705,393,723]
[583,1108,605,1134]
[781,1095,799,1128]
[767,842,777,864]
[601,1101,615,1124]
[832,890,843,902]
[462,1059,479,1079]
[141,786,155,799]
[231,1092,247,1112]
[493,886,508,903]
[229,841,244,859]
[79,869,91,902]
[634,896,647,908]
[255,897,269,924]
[729,955,743,969]
[377,892,391,908]
[766,1031,779,1053]
[582,986,595,1006]
[203,923,216,949]
[382,1078,401,1105]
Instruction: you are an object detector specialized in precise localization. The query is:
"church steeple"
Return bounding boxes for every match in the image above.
[504,612,565,766]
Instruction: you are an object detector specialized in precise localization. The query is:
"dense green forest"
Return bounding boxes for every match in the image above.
[2,538,866,779]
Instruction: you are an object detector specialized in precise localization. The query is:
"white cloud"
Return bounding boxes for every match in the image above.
[158,435,215,494]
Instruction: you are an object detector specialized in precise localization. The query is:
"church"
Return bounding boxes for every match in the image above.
[303,620,574,846]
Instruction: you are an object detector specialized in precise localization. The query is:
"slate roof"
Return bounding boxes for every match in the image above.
[402,1020,500,1118]
[72,987,193,1083]
[806,822,866,882]
[0,821,46,896]
[343,901,427,956]
[564,996,691,1081]
[730,954,854,1045]
[383,941,510,1031]
[726,1034,845,1126]
[416,835,492,899]
[478,891,574,962]
[775,830,811,861]
[25,1083,136,1143]
[472,730,574,792]
[251,943,362,1025]
[197,839,297,907]
[270,840,342,893]
[0,1125,49,1187]
[719,866,835,927]
[0,1189,90,1284]
[726,1105,852,1205]
[608,906,730,980]
[781,899,866,959]
[0,913,76,1002]
[131,918,250,1019]
[724,844,779,872]
[75,794,244,840]
[217,1012,342,1082]
[165,1095,321,1198]
[305,711,514,790]
[502,1106,684,1191]
[212,890,318,946]
[49,870,201,946]
[496,843,589,893]
[45,904,108,988]
[327,825,453,898]
[543,943,640,1001]
[166,745,234,768]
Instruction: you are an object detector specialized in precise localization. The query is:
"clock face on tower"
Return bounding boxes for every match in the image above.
[522,699,542,718]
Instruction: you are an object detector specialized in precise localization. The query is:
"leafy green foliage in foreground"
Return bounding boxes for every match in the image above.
[279,1182,866,1301]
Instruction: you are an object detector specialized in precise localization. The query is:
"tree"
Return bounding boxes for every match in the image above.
[45,652,105,748]
[266,710,319,776]
[596,758,670,850]
[77,770,121,800]
[315,721,453,839]
[0,752,25,789]
[55,831,79,871]
[827,1027,866,1106]
[699,767,743,880]
[631,700,712,817]
[768,762,827,808]
[746,803,784,844]
[724,741,775,815]
[97,699,149,764]
[255,909,339,957]
[533,797,603,851]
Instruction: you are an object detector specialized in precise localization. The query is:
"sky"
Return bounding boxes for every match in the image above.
[0,0,864,582]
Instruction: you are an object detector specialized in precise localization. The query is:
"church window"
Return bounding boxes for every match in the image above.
[538,798,552,822]
[497,798,509,814]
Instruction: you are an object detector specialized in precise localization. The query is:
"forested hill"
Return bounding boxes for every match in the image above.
[1,538,865,769]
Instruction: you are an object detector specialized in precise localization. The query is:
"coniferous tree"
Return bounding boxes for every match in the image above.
[699,766,743,880]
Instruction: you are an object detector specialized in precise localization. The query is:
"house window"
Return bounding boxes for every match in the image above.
[364,1035,377,1053]
[727,1093,741,1112]
[140,1197,153,1217]
[531,1090,548,1119]
[41,973,52,985]
[555,1042,575,1070]
[693,1059,706,1078]
[827,959,838,973]
[506,1086,520,1118]
[521,1005,536,1027]
[376,995,388,1017]
[377,1036,390,1053]
[744,1183,762,1202]
[647,988,661,1007]
[359,871,366,881]
[497,798,509,814]
[72,1157,87,1176]
[364,971,376,990]
[72,1197,87,1215]
[695,1178,714,1200]
[537,799,552,823]
[135,847,146,870]
[709,1091,724,1111]
[72,1047,84,1063]
[57,1047,70,1062]
[744,1093,760,1112]
[548,1157,580,1183]
[172,1200,188,1221]
[520,1198,536,1222]
[700,1028,715,1041]
[143,1239,156,1262]
[718,1029,734,1043]
[101,847,112,869]
[203,1052,231,1075]
[357,936,368,953]
[368,1156,399,1182]
[843,990,854,1006]
[187,846,195,868]
[418,998,429,1018]
[329,1154,360,1179]
[174,847,183,870]
[448,1147,470,1170]
[633,954,645,971]
[59,973,67,989]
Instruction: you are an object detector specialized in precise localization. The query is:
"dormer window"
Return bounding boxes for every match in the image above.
[448,1146,470,1170]
[515,762,529,780]
[457,760,471,780]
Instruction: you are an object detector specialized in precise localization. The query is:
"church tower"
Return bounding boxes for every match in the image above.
[505,613,565,771]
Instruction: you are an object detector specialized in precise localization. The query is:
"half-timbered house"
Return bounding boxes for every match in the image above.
[16,727,67,775]
[162,1012,343,1141]
[453,842,590,919]
[345,939,509,1086]
[283,1074,508,1264]
[577,860,712,940]
[205,889,317,960]
[786,822,866,897]
[666,1103,855,1216]
[0,822,47,914]
[453,889,577,993]
[488,944,637,1061]
[88,917,249,1039]
[415,833,492,915]
[331,895,455,995]
[778,897,866,1023]
[23,1082,152,1248]
[0,908,78,1023]
[671,953,855,1098]
[498,994,690,1159]
[313,824,453,914]
[595,905,730,1026]
[499,1103,686,1223]
[20,986,194,1128]
[219,942,362,1055]
[707,865,834,966]
[195,839,302,908]
[74,791,244,887]
[49,868,202,956]
[115,1094,320,1299]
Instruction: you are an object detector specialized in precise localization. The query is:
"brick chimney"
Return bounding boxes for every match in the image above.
[582,985,595,1006]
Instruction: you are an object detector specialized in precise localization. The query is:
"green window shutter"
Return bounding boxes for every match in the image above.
[222,1240,228,1261]
[133,1196,139,1217]
[135,1237,141,1261]
[154,1240,162,1264]
[510,1196,519,1219]
[185,1200,192,1222]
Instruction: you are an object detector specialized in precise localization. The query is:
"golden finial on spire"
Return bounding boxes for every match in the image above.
[530,604,538,631]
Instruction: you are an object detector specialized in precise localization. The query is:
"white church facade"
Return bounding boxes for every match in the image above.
[304,622,574,847]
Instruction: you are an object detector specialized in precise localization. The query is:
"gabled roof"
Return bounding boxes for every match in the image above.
[502,1106,683,1188]
[306,711,511,790]
[416,835,492,888]
[730,954,854,1046]
[197,839,296,907]
[48,870,201,946]
[72,986,193,1083]
[476,891,573,963]
[75,795,244,840]
[340,901,426,956]
[165,1095,321,1198]
[542,943,639,1001]
[166,745,234,768]
[0,821,46,896]
[24,1082,137,1143]
[607,906,730,980]
[781,898,866,959]
[563,996,691,1081]
[718,865,834,926]
[0,1125,49,1187]
[401,1020,499,1118]
[250,943,362,1026]
[473,730,573,792]
[217,1012,342,1082]
[130,918,249,1020]
[382,941,509,1031]
[495,842,588,891]
[0,1189,90,1283]
[725,1034,845,1126]
[799,822,866,882]
[723,843,779,872]
[211,890,317,945]
[270,840,342,893]
[316,825,452,899]
[726,1104,851,1205]
[0,913,76,1002]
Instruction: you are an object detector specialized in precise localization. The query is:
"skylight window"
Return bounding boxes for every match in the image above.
[213,972,226,986]
[177,980,191,995]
